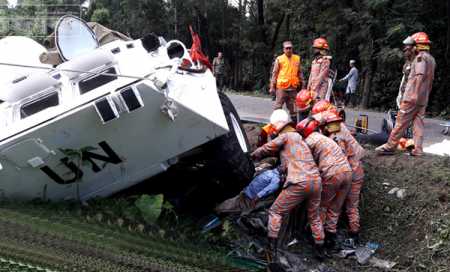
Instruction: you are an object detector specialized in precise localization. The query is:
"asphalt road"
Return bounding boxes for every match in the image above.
[228,93,448,148]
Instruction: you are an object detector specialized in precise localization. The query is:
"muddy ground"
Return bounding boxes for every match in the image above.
[0,124,449,272]
[244,124,450,271]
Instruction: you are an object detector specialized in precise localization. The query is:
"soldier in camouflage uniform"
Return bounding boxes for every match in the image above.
[212,52,226,91]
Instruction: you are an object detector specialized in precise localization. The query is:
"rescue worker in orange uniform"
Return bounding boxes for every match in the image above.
[251,109,325,260]
[311,102,366,241]
[376,32,436,156]
[396,36,416,108]
[295,89,317,122]
[296,118,352,248]
[307,37,332,101]
[270,41,304,123]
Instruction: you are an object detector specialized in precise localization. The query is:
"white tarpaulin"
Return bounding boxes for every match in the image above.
[424,139,450,156]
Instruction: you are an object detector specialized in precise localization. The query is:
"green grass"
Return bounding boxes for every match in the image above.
[0,200,259,272]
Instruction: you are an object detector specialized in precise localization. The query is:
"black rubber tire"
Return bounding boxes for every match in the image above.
[204,92,255,196]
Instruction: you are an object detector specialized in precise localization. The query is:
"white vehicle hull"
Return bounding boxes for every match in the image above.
[0,32,252,201]
[0,80,231,201]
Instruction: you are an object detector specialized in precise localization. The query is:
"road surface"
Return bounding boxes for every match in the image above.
[228,93,448,148]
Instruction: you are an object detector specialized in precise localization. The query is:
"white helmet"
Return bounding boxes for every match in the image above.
[403,36,415,46]
[270,109,290,130]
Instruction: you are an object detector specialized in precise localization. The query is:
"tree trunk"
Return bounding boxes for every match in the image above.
[257,0,264,25]
[270,12,285,51]
[446,0,450,60]
[194,5,210,57]
[222,0,226,44]
[285,12,291,41]
[361,67,371,109]
[233,0,243,89]
[256,0,268,45]
[173,0,178,37]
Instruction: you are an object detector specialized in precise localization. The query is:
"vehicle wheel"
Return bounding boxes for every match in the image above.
[205,92,255,197]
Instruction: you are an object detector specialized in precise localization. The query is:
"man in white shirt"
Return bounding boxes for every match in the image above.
[340,60,359,107]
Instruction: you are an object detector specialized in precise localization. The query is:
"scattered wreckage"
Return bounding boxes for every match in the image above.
[0,15,254,201]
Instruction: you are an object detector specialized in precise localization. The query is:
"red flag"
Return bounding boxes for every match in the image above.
[189,25,212,70]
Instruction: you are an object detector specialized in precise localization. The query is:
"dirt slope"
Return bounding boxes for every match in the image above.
[358,152,450,271]
[245,124,450,271]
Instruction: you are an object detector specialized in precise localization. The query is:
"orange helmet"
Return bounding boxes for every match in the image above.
[311,100,337,115]
[398,138,415,151]
[258,123,277,147]
[411,32,431,45]
[296,118,319,138]
[313,37,329,50]
[296,89,316,111]
[323,111,343,124]
[322,111,343,133]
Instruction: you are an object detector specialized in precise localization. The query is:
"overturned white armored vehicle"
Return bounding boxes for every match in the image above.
[0,15,253,201]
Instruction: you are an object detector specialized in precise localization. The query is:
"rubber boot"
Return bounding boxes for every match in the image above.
[324,231,337,249]
[349,231,360,245]
[313,243,326,261]
[266,238,286,272]
[266,237,278,262]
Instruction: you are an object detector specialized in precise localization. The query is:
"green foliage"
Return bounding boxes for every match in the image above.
[90,7,111,25]
[134,194,164,224]
[3,0,446,114]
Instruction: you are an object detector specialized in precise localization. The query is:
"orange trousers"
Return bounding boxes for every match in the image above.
[320,171,352,233]
[268,179,324,244]
[387,102,426,152]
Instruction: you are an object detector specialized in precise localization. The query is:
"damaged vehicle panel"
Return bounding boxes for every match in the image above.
[0,15,253,201]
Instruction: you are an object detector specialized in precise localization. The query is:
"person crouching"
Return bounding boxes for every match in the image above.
[313,106,366,243]
[296,118,352,249]
[251,109,325,260]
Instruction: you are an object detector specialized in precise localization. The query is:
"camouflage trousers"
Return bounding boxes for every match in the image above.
[268,179,324,245]
[346,163,364,233]
[320,171,352,233]
[387,102,426,153]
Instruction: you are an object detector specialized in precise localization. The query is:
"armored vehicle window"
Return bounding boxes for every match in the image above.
[79,67,117,94]
[20,92,59,119]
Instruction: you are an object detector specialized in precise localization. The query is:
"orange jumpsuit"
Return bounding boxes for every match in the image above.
[329,123,365,234]
[251,129,324,244]
[307,55,331,100]
[305,132,352,234]
[385,51,436,154]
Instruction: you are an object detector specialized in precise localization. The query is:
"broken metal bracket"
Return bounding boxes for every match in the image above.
[160,98,178,121]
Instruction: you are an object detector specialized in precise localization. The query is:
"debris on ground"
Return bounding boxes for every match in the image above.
[395,189,407,199]
[369,257,397,270]
[241,123,450,271]
[0,123,448,271]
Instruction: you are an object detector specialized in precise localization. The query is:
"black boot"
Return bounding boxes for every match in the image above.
[349,231,360,245]
[266,238,286,272]
[267,237,278,261]
[324,231,337,249]
[313,243,326,261]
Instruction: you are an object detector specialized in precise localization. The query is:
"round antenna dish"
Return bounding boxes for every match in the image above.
[55,15,99,61]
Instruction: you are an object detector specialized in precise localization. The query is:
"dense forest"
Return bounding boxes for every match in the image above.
[1,0,449,116]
